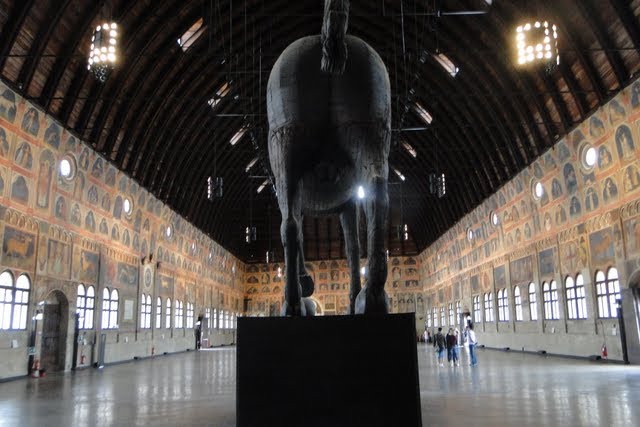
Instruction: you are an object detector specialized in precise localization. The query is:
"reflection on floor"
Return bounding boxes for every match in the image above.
[0,344,639,426]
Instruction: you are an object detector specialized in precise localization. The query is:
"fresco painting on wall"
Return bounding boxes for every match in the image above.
[117,262,138,287]
[159,274,175,295]
[73,248,99,283]
[100,256,116,288]
[0,127,10,157]
[623,165,640,192]
[44,122,60,149]
[615,124,635,160]
[91,157,103,179]
[0,86,17,123]
[624,217,640,256]
[21,107,40,137]
[1,226,36,271]
[510,256,533,285]
[14,141,32,170]
[589,227,615,265]
[11,175,29,205]
[538,248,556,277]
[36,149,55,209]
[46,239,71,278]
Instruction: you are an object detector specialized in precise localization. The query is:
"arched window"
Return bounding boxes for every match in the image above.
[455,301,461,324]
[140,294,151,329]
[186,302,194,328]
[426,309,432,328]
[0,271,13,330]
[205,307,211,330]
[514,286,523,321]
[156,297,162,328]
[528,283,538,321]
[596,268,621,318]
[77,284,95,329]
[101,288,119,329]
[543,281,559,320]
[166,298,172,329]
[1,271,31,330]
[432,307,438,327]
[175,301,184,329]
[566,274,588,320]
[483,293,494,322]
[473,296,481,323]
[213,308,218,329]
[440,306,446,326]
[497,288,509,322]
[13,274,31,329]
[448,303,454,326]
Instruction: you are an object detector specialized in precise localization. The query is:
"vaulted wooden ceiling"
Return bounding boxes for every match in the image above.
[1,0,639,263]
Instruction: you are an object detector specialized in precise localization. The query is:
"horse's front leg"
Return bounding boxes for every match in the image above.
[340,199,360,314]
[355,176,389,314]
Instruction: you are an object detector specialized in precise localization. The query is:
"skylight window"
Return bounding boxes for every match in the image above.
[230,128,246,146]
[393,167,406,181]
[178,18,205,52]
[433,53,459,77]
[207,82,232,109]
[401,141,417,158]
[413,102,433,125]
[245,157,258,172]
[256,179,269,194]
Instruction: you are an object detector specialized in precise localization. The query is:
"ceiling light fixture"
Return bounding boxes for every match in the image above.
[88,22,118,82]
[516,21,559,69]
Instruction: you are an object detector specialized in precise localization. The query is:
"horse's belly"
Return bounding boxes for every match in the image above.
[301,158,356,213]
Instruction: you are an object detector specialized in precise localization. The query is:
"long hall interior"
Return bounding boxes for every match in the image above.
[1,1,640,425]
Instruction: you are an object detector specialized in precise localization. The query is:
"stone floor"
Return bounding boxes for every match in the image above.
[0,344,639,426]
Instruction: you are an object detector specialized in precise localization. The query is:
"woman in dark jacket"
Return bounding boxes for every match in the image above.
[446,328,459,367]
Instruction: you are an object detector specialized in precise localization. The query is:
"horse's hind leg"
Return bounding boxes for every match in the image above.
[278,181,307,317]
[340,199,360,314]
[355,175,389,314]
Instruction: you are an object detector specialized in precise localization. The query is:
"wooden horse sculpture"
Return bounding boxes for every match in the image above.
[267,0,391,316]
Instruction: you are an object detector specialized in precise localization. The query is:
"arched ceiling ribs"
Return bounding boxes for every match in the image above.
[17,0,72,98]
[0,0,34,73]
[40,2,102,113]
[575,0,627,90]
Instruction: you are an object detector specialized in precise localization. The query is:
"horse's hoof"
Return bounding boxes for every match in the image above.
[354,286,389,314]
[300,274,315,297]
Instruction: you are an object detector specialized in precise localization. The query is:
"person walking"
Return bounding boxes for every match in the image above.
[446,329,460,367]
[434,327,446,367]
[467,324,478,366]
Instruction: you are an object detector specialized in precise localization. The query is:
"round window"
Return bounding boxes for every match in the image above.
[165,224,173,238]
[532,181,545,200]
[123,197,133,216]
[59,154,77,181]
[490,211,499,226]
[467,228,474,241]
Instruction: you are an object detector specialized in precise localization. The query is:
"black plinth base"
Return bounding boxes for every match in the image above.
[236,313,422,427]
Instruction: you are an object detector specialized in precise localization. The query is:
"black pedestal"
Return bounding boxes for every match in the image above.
[236,313,422,427]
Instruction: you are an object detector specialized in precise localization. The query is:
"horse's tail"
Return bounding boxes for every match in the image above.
[321,0,349,74]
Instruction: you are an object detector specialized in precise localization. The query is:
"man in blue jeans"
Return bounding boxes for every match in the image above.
[467,324,478,366]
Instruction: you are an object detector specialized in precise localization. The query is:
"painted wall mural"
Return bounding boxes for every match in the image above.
[1,225,36,271]
[0,78,244,339]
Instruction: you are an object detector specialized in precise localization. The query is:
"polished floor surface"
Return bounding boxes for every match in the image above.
[1,345,639,426]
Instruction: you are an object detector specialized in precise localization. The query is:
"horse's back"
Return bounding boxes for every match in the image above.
[267,35,390,131]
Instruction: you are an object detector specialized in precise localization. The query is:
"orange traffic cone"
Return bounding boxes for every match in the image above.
[601,343,608,359]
